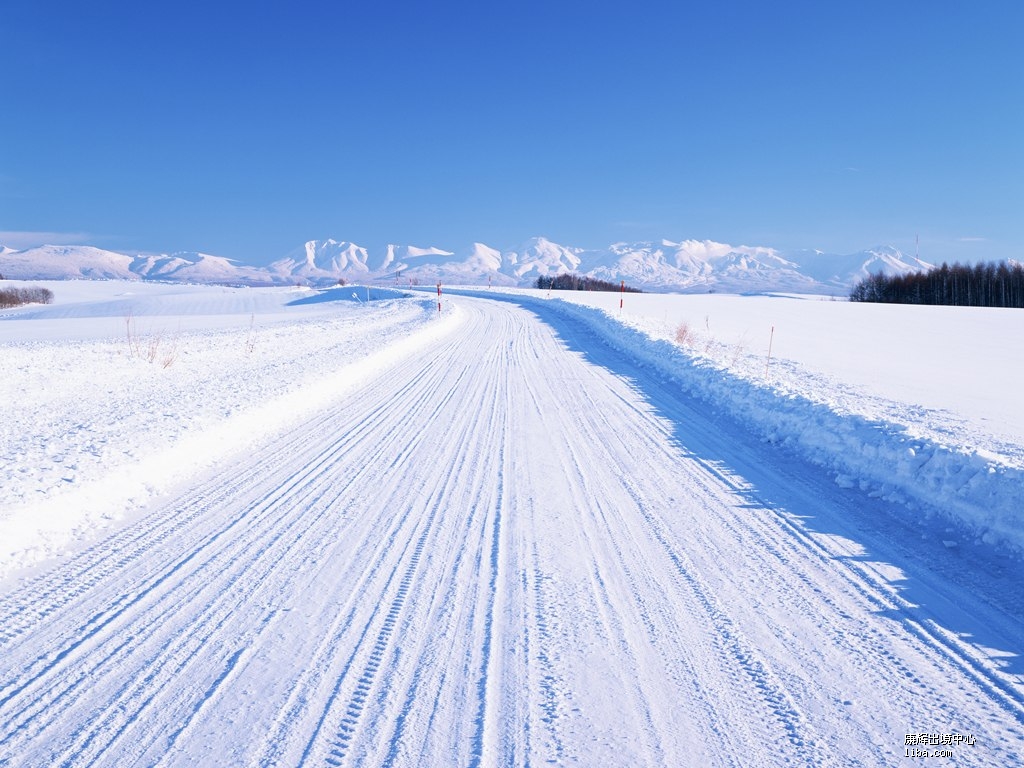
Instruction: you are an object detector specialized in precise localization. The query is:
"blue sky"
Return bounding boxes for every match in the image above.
[2,0,1021,265]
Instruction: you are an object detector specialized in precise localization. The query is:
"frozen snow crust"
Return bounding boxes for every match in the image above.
[457,288,1024,555]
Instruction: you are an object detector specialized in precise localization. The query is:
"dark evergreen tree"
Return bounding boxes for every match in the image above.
[849,261,1024,308]
[535,273,642,293]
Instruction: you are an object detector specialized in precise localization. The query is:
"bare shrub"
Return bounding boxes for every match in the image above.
[147,332,160,363]
[124,310,180,367]
[731,344,745,367]
[0,286,54,308]
[125,311,141,358]
[161,339,179,368]
[730,333,749,367]
[245,314,257,354]
[675,322,694,346]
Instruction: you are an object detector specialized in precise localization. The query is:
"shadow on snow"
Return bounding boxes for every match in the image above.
[455,288,1024,692]
[286,286,410,306]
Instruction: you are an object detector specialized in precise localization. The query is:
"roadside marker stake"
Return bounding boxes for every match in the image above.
[437,282,442,315]
[765,325,775,379]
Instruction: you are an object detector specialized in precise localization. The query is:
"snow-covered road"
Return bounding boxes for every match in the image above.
[1,294,1023,766]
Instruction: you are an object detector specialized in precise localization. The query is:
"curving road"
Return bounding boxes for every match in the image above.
[1,294,1023,767]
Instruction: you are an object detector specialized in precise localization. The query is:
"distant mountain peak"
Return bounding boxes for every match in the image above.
[0,237,940,294]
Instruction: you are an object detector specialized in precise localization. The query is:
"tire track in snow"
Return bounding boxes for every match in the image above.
[609,362,1024,762]
[518,307,786,764]
[511,302,820,764]
[2,396,386,712]
[565,415,826,763]
[466,406,507,768]
[553,437,669,764]
[284,307,515,767]
[226,332,481,766]
[701,462,1024,739]
[7,417,412,766]
[301,469,457,768]
[374,308,516,768]
[529,560,568,760]
[0,317,472,766]
[363,308,519,768]
[0,349,440,653]
[510,312,701,766]
[526,296,1024,765]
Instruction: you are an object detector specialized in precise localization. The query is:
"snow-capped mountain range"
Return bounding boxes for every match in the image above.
[0,237,934,294]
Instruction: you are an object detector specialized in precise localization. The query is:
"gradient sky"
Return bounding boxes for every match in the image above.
[2,0,1021,265]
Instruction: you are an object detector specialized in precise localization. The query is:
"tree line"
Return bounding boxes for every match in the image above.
[0,286,54,309]
[535,273,643,292]
[850,261,1024,308]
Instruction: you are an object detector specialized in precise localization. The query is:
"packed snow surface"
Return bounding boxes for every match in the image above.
[1,280,1022,767]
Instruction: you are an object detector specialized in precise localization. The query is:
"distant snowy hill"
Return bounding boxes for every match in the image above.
[786,246,934,290]
[0,245,138,281]
[0,237,936,293]
[381,243,517,287]
[268,240,374,284]
[582,240,821,294]
[0,245,274,284]
[505,237,583,281]
[132,251,271,284]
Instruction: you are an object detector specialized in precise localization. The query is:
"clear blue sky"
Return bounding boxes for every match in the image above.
[2,0,1021,265]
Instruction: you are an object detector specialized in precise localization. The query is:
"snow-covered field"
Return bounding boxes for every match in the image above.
[1,280,1023,766]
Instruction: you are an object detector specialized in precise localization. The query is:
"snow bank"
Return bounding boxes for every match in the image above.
[472,290,1024,554]
[0,285,462,581]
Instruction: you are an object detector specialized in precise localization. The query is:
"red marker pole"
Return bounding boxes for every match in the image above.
[437,282,442,315]
[619,280,625,313]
